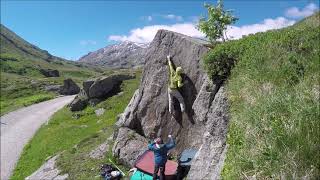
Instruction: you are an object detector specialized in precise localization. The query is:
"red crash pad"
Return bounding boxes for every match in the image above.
[134,150,178,176]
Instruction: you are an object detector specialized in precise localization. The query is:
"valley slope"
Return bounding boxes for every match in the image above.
[0,24,103,115]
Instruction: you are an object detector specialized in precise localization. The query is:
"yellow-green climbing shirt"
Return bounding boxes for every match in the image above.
[168,60,183,89]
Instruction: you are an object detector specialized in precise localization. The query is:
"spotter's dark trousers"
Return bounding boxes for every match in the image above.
[153,164,165,180]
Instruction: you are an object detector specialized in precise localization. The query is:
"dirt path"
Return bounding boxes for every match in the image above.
[0,95,75,180]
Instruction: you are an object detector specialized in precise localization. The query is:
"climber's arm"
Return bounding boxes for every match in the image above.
[148,142,156,151]
[167,56,175,75]
[177,76,184,88]
[166,135,176,150]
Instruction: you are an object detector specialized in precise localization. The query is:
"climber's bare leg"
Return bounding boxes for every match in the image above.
[168,88,173,114]
[172,89,185,112]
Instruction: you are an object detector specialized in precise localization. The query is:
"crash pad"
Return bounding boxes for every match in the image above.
[178,148,197,166]
[134,150,178,176]
[130,170,153,180]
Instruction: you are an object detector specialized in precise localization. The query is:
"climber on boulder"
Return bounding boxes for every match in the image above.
[148,135,176,180]
[167,55,185,114]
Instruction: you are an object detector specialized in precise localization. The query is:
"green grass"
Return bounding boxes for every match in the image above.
[11,71,141,180]
[203,13,319,178]
[56,128,130,180]
[1,93,55,116]
[0,55,103,115]
[0,72,54,115]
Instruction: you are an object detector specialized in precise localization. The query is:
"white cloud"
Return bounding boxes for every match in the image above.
[189,16,200,23]
[226,17,295,40]
[109,16,295,43]
[108,23,204,44]
[141,15,153,21]
[80,40,97,46]
[285,3,319,18]
[162,14,183,21]
[140,14,184,22]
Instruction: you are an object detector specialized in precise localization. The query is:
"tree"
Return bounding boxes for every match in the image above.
[198,0,238,44]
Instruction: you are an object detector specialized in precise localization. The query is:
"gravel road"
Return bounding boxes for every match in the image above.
[0,95,75,180]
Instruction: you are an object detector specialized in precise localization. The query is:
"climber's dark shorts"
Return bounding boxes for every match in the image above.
[153,164,165,180]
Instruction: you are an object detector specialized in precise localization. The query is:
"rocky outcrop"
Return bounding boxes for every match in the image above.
[25,155,68,180]
[87,74,134,99]
[187,86,229,179]
[58,79,80,95]
[112,127,148,167]
[83,80,94,96]
[78,41,148,69]
[112,29,229,179]
[88,139,110,159]
[40,69,60,77]
[68,95,88,111]
[68,74,135,111]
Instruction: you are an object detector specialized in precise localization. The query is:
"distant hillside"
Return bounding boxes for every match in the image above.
[0,24,63,62]
[0,24,102,78]
[0,24,103,115]
[78,41,148,69]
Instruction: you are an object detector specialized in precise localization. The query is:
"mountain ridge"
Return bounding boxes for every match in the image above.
[78,41,148,69]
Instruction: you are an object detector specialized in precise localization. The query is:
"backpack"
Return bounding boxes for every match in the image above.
[100,164,114,178]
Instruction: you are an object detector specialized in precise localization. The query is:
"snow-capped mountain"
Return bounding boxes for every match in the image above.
[78,41,149,69]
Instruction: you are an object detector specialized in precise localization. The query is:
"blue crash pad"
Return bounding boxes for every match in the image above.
[178,149,197,166]
[130,170,153,180]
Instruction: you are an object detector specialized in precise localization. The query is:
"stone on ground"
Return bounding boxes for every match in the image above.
[25,155,68,180]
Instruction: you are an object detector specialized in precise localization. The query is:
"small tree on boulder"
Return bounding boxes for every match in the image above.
[198,0,238,44]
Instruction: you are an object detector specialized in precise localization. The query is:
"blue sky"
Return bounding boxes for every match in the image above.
[1,0,319,60]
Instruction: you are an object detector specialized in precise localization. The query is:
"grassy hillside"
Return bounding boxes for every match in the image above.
[0,24,103,115]
[11,71,141,180]
[204,13,319,178]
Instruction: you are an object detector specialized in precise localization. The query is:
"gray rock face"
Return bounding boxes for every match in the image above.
[58,79,80,95]
[115,89,140,128]
[78,41,148,69]
[88,74,134,99]
[25,155,68,180]
[40,69,60,77]
[112,127,148,167]
[69,96,88,112]
[187,86,229,179]
[83,80,94,95]
[68,74,135,111]
[112,30,229,179]
[88,140,110,159]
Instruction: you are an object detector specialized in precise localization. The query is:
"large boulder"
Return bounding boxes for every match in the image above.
[59,79,80,95]
[68,74,135,111]
[69,95,88,111]
[113,29,229,179]
[112,127,148,167]
[40,69,60,77]
[115,89,140,128]
[82,79,94,96]
[88,74,134,99]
